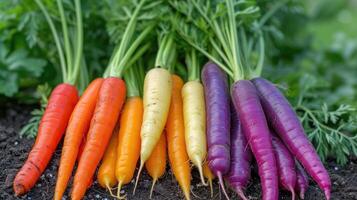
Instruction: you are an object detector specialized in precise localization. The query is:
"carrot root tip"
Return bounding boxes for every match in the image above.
[217,173,229,200]
[289,186,295,200]
[196,162,207,186]
[299,191,305,199]
[149,179,157,199]
[116,182,126,200]
[235,187,248,200]
[208,179,213,198]
[133,162,144,195]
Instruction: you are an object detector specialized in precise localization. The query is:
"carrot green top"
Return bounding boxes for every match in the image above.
[107,0,154,79]
[124,61,145,98]
[35,0,83,85]
[154,33,177,73]
[185,49,201,82]
[174,0,273,81]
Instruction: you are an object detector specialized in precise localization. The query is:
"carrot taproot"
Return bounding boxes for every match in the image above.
[71,77,126,200]
[203,162,215,198]
[166,75,191,200]
[54,78,103,200]
[97,123,119,196]
[115,97,143,199]
[134,67,172,193]
[145,132,167,199]
[13,83,78,196]
[252,77,331,199]
[182,49,207,186]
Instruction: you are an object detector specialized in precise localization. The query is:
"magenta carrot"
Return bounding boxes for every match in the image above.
[271,133,296,200]
[252,77,331,199]
[232,80,279,200]
[295,162,309,199]
[225,104,252,200]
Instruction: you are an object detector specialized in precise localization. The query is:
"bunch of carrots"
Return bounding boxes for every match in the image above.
[14,0,331,200]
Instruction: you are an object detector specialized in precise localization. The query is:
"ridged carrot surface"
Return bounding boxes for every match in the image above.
[54,78,103,200]
[115,97,143,198]
[166,75,191,200]
[145,132,167,199]
[13,83,78,196]
[71,77,126,200]
[97,124,119,196]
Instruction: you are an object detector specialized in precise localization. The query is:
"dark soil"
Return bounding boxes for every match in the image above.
[1,104,356,200]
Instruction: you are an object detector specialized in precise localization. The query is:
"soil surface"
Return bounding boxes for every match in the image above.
[1,104,356,200]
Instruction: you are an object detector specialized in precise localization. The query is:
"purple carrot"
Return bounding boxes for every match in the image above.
[271,133,296,200]
[225,105,252,200]
[295,162,309,199]
[201,62,231,199]
[252,77,331,200]
[231,80,279,200]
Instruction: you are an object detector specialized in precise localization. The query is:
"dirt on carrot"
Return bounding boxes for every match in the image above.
[1,104,357,200]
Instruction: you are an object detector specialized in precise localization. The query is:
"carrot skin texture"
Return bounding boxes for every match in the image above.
[13,83,78,196]
[140,68,172,162]
[166,75,191,200]
[295,162,309,199]
[182,80,207,185]
[54,78,103,200]
[97,127,119,189]
[252,77,331,199]
[116,97,143,184]
[271,133,296,199]
[201,62,231,175]
[71,77,126,200]
[225,106,251,200]
[145,132,167,198]
[231,80,279,200]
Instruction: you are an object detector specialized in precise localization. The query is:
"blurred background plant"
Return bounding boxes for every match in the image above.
[0,0,356,165]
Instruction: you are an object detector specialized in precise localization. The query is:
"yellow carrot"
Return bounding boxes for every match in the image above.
[134,67,172,193]
[182,80,207,186]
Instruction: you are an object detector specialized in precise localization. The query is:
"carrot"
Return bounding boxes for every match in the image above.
[203,162,215,198]
[54,78,103,200]
[71,78,126,200]
[145,132,167,199]
[71,0,152,198]
[182,49,207,186]
[166,75,191,200]
[97,123,119,196]
[115,97,143,199]
[134,34,173,193]
[14,0,83,195]
[13,84,78,196]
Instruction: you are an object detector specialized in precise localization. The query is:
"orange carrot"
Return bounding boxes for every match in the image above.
[97,123,119,196]
[145,132,167,199]
[115,97,143,199]
[166,75,191,200]
[13,84,78,196]
[71,77,126,200]
[203,162,215,198]
[54,78,103,200]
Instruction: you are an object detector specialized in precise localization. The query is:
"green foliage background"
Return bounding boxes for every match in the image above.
[0,0,356,165]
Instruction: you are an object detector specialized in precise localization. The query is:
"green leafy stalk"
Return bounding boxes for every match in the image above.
[34,0,67,82]
[69,0,84,85]
[124,66,140,98]
[56,0,72,76]
[185,49,200,81]
[109,0,151,78]
[155,33,176,70]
